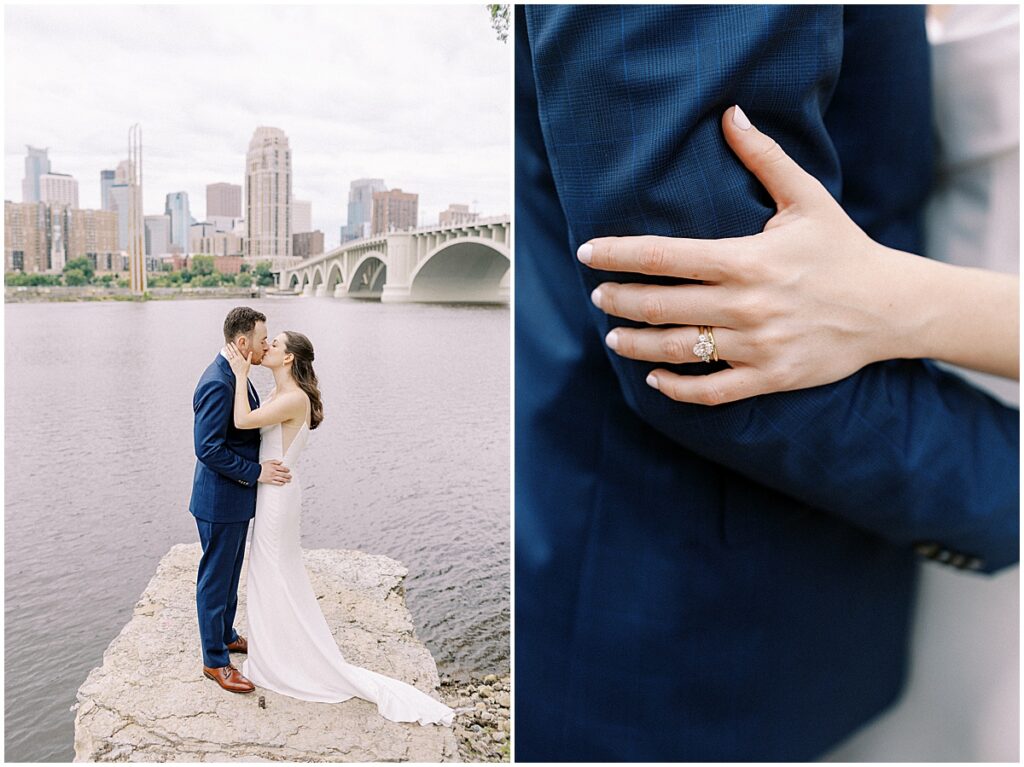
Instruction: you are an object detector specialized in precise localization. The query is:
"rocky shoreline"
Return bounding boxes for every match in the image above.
[441,672,511,762]
[73,544,459,762]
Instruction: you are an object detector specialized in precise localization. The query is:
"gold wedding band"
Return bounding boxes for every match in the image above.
[693,326,719,363]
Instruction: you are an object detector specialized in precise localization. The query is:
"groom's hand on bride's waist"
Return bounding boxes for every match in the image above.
[258,460,292,485]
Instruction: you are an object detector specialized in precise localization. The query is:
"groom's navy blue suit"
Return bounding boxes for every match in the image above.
[516,5,1019,761]
[190,353,261,669]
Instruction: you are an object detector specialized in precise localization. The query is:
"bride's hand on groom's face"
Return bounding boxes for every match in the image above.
[578,105,922,406]
[224,342,252,378]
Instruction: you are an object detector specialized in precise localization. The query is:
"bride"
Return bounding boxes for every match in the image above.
[222,332,454,727]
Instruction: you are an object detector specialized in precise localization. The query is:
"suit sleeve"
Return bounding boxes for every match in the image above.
[193,378,262,486]
[522,5,1019,573]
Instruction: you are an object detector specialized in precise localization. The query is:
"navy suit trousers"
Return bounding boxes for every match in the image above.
[195,518,248,668]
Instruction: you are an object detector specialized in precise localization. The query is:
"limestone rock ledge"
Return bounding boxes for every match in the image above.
[73,542,459,762]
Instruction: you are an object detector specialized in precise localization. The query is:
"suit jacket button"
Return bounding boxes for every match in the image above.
[914,542,940,559]
[949,553,968,568]
[936,549,952,563]
[966,557,984,570]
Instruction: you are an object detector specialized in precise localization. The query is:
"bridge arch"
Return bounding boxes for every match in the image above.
[408,237,510,303]
[348,251,388,298]
[325,262,344,292]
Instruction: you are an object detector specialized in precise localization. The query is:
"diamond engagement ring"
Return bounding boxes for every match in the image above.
[693,326,719,363]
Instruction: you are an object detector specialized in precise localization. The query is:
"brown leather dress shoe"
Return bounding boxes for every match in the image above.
[203,663,255,693]
[226,635,248,653]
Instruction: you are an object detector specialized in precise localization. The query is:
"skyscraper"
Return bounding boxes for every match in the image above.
[22,146,51,203]
[39,173,79,208]
[144,214,172,256]
[206,182,242,218]
[109,184,131,250]
[245,127,292,259]
[370,188,418,235]
[341,178,385,242]
[114,159,134,183]
[100,170,116,211]
[165,191,191,256]
[292,199,312,234]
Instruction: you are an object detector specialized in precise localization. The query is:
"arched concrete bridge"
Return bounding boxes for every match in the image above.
[278,215,509,303]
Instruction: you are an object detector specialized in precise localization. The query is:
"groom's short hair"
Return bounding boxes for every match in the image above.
[223,306,267,343]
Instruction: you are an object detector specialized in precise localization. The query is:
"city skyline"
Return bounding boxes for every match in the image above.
[4,5,510,250]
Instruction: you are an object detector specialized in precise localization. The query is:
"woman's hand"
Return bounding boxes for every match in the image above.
[580,105,936,406]
[224,342,252,380]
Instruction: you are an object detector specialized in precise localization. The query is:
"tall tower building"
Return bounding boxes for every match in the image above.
[164,192,191,255]
[245,126,292,259]
[100,170,116,211]
[341,178,385,242]
[109,184,131,250]
[22,146,51,203]
[206,182,242,218]
[39,173,79,208]
[114,159,134,183]
[292,199,312,234]
[370,188,418,235]
[144,214,172,256]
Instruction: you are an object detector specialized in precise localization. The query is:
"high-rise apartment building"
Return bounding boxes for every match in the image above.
[206,182,242,218]
[39,173,79,208]
[100,170,116,211]
[292,199,312,234]
[370,188,418,235]
[341,178,385,242]
[245,127,292,259]
[68,208,119,271]
[4,201,118,273]
[439,203,479,227]
[5,201,46,271]
[21,146,51,203]
[165,192,191,256]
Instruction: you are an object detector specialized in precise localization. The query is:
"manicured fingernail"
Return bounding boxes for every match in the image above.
[591,286,604,306]
[605,329,619,350]
[646,373,659,390]
[732,104,752,131]
[577,243,593,263]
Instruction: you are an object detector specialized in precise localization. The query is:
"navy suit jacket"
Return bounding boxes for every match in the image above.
[515,5,1019,761]
[189,354,262,524]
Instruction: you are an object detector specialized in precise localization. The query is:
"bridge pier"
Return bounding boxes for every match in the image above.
[315,285,327,297]
[302,284,315,297]
[333,284,346,298]
[380,285,412,303]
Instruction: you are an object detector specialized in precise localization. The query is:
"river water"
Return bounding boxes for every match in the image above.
[4,296,509,762]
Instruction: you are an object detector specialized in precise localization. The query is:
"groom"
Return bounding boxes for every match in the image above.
[189,306,291,693]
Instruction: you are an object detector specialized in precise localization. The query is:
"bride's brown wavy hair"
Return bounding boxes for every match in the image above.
[283,331,324,430]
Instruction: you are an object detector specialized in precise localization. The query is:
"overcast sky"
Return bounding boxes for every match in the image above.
[5,5,510,248]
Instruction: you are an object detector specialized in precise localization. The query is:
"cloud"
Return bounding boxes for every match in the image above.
[4,5,510,247]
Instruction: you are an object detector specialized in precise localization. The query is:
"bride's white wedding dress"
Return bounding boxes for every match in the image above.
[241,397,455,727]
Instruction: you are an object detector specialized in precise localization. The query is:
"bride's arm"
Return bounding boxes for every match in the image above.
[580,106,1019,404]
[224,343,304,428]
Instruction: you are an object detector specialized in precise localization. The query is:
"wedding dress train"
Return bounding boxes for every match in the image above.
[241,400,455,726]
